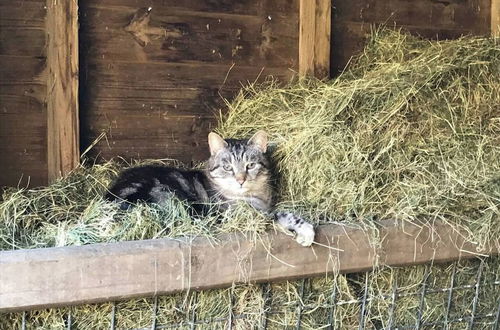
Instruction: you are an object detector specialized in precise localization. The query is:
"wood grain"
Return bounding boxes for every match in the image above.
[0,2,48,187]
[46,0,80,183]
[1,220,497,312]
[83,0,298,16]
[79,0,300,165]
[492,0,500,36]
[330,0,492,74]
[299,0,331,78]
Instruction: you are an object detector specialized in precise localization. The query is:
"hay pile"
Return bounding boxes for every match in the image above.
[1,30,499,328]
[219,29,500,251]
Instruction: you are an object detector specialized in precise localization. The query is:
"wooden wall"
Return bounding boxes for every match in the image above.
[331,0,492,73]
[79,0,299,164]
[0,0,495,188]
[0,1,48,187]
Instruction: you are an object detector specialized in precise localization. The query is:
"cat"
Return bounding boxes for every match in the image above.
[105,130,315,246]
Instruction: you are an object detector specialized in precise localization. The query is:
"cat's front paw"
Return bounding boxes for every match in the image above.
[295,222,315,247]
[275,211,315,247]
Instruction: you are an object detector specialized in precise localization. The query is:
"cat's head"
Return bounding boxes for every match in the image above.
[206,131,271,196]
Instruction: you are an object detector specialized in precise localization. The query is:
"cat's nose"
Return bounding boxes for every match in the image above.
[235,175,246,186]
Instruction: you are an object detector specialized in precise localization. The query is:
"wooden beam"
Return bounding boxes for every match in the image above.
[492,0,500,37]
[0,220,497,312]
[46,0,80,183]
[299,0,331,78]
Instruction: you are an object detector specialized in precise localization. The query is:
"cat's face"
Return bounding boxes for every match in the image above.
[207,131,271,197]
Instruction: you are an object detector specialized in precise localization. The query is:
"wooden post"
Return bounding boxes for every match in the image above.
[46,0,80,183]
[0,220,497,312]
[299,0,331,79]
[492,0,500,37]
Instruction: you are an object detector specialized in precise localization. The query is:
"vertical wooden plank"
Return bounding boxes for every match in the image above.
[46,0,80,183]
[492,0,500,36]
[299,0,331,78]
[299,0,316,77]
[314,0,331,78]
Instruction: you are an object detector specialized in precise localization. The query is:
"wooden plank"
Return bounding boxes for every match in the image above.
[299,0,331,78]
[0,220,497,312]
[84,61,293,90]
[79,5,298,67]
[330,21,487,73]
[493,0,500,36]
[0,55,46,83]
[332,0,491,35]
[82,115,218,162]
[0,1,46,28]
[82,0,298,16]
[0,2,48,188]
[46,0,79,183]
[82,86,233,116]
[0,28,46,56]
[80,61,293,162]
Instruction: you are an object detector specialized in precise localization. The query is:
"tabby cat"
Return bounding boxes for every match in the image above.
[105,131,315,246]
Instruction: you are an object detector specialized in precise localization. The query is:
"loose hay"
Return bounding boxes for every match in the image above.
[1,29,499,328]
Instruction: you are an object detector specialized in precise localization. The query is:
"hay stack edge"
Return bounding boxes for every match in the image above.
[1,30,499,329]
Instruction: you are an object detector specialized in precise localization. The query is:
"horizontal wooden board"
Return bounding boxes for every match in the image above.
[79,5,297,67]
[330,20,490,73]
[0,55,46,83]
[1,219,497,312]
[330,0,491,74]
[0,27,46,56]
[0,169,47,188]
[0,88,46,114]
[82,115,217,162]
[83,61,293,90]
[82,0,298,16]
[0,139,47,188]
[332,0,491,34]
[78,0,301,166]
[80,60,294,162]
[0,1,46,28]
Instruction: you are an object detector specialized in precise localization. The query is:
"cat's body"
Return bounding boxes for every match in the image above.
[106,131,315,246]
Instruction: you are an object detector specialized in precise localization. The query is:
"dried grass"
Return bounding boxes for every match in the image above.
[1,29,499,329]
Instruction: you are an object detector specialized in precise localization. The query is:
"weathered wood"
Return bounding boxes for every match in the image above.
[0,1,46,29]
[82,115,218,162]
[0,220,497,312]
[46,0,79,183]
[79,0,300,164]
[492,0,500,36]
[83,0,297,16]
[0,28,46,56]
[299,0,331,78]
[330,0,492,74]
[333,0,491,34]
[0,1,48,187]
[79,5,297,67]
[80,58,294,163]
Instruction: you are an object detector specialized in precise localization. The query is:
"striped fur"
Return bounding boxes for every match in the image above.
[105,131,315,246]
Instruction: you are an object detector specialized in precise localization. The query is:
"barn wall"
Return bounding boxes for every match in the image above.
[331,0,492,73]
[79,0,299,164]
[0,0,495,188]
[0,1,48,187]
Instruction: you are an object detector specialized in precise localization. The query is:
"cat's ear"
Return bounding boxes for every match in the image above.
[248,130,268,152]
[208,132,228,156]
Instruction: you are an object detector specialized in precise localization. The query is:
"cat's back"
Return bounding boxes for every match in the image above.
[105,165,208,206]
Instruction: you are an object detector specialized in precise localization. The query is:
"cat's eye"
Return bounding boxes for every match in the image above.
[246,162,256,169]
[223,164,232,171]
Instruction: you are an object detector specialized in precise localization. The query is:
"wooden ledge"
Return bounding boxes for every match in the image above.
[0,220,497,312]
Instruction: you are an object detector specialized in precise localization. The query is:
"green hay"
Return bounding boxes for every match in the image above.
[1,29,499,328]
[218,29,500,251]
